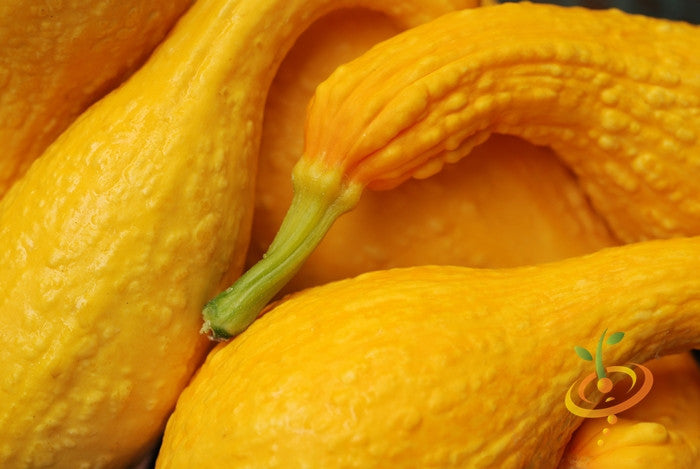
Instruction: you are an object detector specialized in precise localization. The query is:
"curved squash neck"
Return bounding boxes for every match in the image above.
[202,3,700,341]
[303,5,700,242]
[138,0,476,105]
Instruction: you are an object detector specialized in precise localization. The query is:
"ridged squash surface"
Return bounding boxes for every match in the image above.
[160,236,700,468]
[0,0,481,466]
[0,0,193,198]
[252,8,617,293]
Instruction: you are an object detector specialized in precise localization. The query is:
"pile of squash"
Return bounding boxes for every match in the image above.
[1,0,698,467]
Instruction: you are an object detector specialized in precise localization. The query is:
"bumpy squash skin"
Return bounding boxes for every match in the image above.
[160,237,700,468]
[252,9,617,293]
[560,352,700,468]
[204,3,700,338]
[304,3,700,242]
[0,0,193,198]
[254,11,700,465]
[0,0,481,466]
[189,4,700,465]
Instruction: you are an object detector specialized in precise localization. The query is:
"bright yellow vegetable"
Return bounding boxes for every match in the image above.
[0,0,482,466]
[160,237,700,467]
[0,0,193,198]
[252,10,617,293]
[255,9,700,466]
[203,3,700,339]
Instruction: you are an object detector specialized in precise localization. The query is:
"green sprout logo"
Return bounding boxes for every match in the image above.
[574,329,625,393]
[565,329,653,427]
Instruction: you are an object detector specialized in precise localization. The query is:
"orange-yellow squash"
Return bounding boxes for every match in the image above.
[252,9,617,293]
[0,0,193,198]
[203,3,700,339]
[0,0,481,466]
[161,237,700,467]
[255,8,700,466]
[299,3,700,240]
[191,5,700,466]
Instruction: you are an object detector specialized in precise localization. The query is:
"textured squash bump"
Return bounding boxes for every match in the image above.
[251,10,617,294]
[0,0,482,466]
[166,237,700,467]
[203,3,700,339]
[0,0,193,198]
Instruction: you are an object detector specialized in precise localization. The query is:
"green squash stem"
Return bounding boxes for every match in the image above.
[201,161,362,340]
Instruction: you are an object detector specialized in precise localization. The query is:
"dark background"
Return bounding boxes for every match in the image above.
[499,0,700,23]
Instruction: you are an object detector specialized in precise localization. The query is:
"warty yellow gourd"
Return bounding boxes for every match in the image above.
[203,3,700,339]
[163,236,700,467]
[0,0,482,466]
[252,9,617,293]
[0,0,193,198]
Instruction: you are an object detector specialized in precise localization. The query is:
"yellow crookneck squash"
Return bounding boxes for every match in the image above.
[203,3,700,338]
[252,7,617,294]
[251,4,700,467]
[249,6,700,467]
[187,4,700,465]
[161,238,700,467]
[0,0,193,198]
[0,0,485,467]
